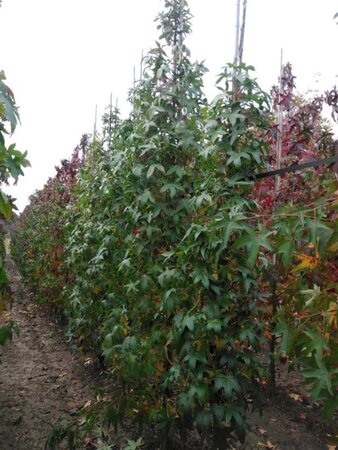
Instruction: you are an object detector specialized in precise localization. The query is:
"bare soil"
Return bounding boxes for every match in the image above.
[0,257,99,450]
[0,257,336,450]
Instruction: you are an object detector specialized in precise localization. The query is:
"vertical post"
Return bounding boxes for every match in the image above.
[233,0,241,101]
[269,49,284,396]
[108,92,113,148]
[179,0,184,48]
[140,49,144,82]
[238,0,247,65]
[93,104,97,142]
[133,66,136,112]
[234,0,241,65]
[276,49,284,193]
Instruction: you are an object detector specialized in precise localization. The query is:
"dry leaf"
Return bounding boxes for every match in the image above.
[257,441,279,449]
[288,392,303,402]
[292,252,319,272]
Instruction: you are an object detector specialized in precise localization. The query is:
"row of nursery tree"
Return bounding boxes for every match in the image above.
[12,0,337,447]
[0,65,30,349]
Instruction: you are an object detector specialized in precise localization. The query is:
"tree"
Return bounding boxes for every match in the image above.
[0,70,30,348]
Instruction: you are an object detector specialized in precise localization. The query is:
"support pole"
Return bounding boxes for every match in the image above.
[108,92,113,147]
[93,104,97,142]
[234,0,241,65]
[238,0,247,65]
[140,49,144,82]
[276,49,284,193]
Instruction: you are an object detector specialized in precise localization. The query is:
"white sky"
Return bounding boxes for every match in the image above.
[1,0,337,211]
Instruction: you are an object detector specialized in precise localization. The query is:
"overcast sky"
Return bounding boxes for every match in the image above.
[1,0,337,211]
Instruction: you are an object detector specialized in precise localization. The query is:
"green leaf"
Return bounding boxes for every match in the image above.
[0,325,12,346]
[192,267,209,288]
[214,374,241,397]
[160,182,183,198]
[277,240,293,269]
[232,226,272,268]
[188,384,208,404]
[302,365,335,400]
[146,163,165,178]
[139,189,155,204]
[303,329,330,366]
[206,319,222,333]
[182,315,195,332]
[0,190,12,219]
[195,410,212,430]
[212,404,225,421]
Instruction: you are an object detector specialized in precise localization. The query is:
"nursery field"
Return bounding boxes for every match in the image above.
[0,0,337,449]
[0,257,336,449]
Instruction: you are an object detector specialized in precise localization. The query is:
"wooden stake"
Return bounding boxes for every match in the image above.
[93,104,97,142]
[238,0,247,65]
[108,93,113,147]
[179,0,184,48]
[140,49,144,82]
[276,49,284,193]
[234,0,241,65]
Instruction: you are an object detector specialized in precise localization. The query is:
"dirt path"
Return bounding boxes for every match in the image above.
[0,257,336,450]
[0,257,97,450]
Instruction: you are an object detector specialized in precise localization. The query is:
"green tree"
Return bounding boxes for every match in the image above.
[0,70,30,347]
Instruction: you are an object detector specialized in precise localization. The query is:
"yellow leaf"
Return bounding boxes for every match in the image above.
[215,335,225,351]
[292,253,319,272]
[327,242,338,253]
[327,302,338,328]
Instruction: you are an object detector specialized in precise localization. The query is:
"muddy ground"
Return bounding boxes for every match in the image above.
[0,257,336,449]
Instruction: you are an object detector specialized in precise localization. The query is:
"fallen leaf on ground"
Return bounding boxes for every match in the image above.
[258,441,279,449]
[288,392,303,402]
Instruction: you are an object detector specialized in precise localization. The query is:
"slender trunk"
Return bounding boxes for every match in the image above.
[269,280,278,396]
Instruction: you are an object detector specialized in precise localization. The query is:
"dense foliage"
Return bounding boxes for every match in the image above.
[12,136,88,314]
[0,69,30,349]
[13,0,337,447]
